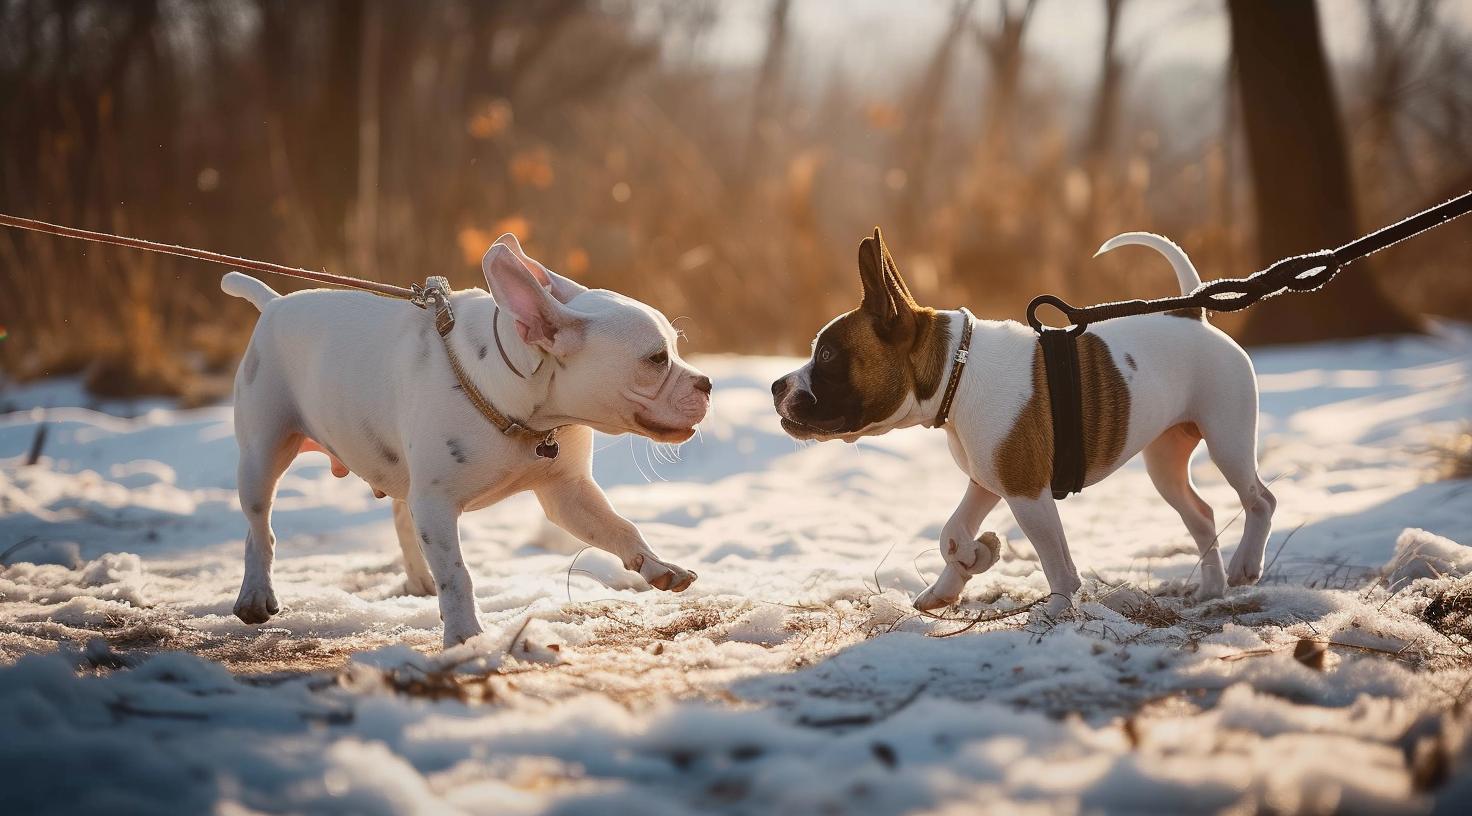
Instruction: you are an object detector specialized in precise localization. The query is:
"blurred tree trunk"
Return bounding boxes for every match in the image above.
[896,0,975,244]
[974,0,1034,160]
[1080,0,1125,237]
[354,0,383,277]
[1227,0,1420,345]
[739,0,789,205]
[318,0,364,262]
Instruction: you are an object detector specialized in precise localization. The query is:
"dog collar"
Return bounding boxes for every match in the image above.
[493,305,545,380]
[422,281,560,458]
[932,307,974,429]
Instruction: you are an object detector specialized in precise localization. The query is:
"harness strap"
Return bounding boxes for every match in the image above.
[1039,327,1086,500]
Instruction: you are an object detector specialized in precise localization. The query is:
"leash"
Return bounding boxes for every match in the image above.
[1026,190,1472,332]
[1024,190,1472,500]
[0,212,561,458]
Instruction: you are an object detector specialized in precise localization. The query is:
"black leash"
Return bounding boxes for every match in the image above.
[1027,190,1472,333]
[1026,190,1472,500]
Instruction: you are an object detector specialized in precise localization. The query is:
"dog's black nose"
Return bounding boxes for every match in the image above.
[694,376,713,395]
[771,378,790,401]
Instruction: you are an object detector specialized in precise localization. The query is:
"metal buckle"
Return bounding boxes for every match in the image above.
[413,276,455,336]
[955,348,969,364]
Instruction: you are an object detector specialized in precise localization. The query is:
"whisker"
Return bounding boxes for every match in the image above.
[626,436,652,483]
[643,438,669,481]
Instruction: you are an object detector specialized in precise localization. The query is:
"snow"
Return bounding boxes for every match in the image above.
[2,326,1471,814]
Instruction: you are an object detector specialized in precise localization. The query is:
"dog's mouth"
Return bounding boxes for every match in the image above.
[778,414,854,442]
[634,414,697,443]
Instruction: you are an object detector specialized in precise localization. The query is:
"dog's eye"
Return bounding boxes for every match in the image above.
[817,346,834,364]
[647,350,669,366]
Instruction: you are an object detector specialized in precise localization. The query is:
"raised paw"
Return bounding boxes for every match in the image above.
[233,584,280,625]
[914,564,970,612]
[633,553,697,592]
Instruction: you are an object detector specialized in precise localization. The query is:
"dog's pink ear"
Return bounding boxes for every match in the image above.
[482,243,584,357]
[492,233,588,304]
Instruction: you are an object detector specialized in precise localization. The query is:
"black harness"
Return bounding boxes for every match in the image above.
[1023,191,1472,501]
[1037,325,1087,500]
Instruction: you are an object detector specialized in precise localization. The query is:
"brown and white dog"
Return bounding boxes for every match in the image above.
[772,229,1275,619]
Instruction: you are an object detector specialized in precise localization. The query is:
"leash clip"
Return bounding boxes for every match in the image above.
[412,276,456,336]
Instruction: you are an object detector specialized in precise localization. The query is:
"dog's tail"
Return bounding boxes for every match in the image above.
[221,271,280,311]
[1094,232,1202,296]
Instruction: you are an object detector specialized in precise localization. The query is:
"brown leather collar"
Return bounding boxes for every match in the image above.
[493,305,547,380]
[932,308,974,429]
[440,309,561,458]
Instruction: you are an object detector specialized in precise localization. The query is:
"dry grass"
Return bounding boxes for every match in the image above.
[3,3,1471,398]
[1434,426,1472,481]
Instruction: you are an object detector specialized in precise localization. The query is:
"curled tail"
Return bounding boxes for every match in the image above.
[1094,232,1202,296]
[221,271,280,311]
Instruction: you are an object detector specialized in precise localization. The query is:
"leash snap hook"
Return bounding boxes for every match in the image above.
[1026,294,1087,337]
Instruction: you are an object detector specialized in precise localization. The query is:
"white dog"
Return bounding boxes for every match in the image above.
[222,234,709,646]
[772,229,1275,619]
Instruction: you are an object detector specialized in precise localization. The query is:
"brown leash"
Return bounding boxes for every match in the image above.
[0,212,419,300]
[0,212,562,458]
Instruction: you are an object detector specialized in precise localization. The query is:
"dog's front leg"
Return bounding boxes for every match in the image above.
[408,492,483,646]
[914,481,1001,611]
[1006,496,1083,622]
[536,477,696,592]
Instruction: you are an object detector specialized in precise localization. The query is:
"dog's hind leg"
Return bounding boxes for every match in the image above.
[233,425,300,625]
[392,499,437,597]
[913,481,1001,611]
[1200,398,1276,588]
[1144,423,1225,600]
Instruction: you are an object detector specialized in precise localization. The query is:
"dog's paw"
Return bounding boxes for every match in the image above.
[912,586,957,612]
[633,553,697,592]
[1194,571,1228,602]
[913,564,971,612]
[1226,562,1262,587]
[942,531,1002,577]
[442,622,485,648]
[233,584,280,625]
[402,572,438,598]
[1028,593,1076,628]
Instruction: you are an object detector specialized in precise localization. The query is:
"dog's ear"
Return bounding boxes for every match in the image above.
[857,227,917,340]
[482,243,584,357]
[492,233,588,304]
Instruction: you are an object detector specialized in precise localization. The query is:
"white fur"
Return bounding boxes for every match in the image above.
[223,237,710,646]
[1095,231,1202,295]
[783,236,1275,619]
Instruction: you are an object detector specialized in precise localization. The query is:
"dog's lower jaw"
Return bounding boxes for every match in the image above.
[632,415,698,443]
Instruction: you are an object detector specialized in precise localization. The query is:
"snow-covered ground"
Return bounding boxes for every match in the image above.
[2,327,1471,815]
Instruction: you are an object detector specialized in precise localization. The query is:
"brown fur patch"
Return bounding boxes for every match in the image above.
[1077,333,1131,480]
[820,307,951,430]
[995,346,1053,497]
[995,334,1132,497]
